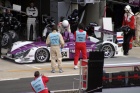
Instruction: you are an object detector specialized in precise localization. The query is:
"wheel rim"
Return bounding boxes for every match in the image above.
[1,33,9,46]
[36,49,48,62]
[101,45,114,58]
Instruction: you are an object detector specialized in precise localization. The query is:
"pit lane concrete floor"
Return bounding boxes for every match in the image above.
[0,47,140,93]
[1,75,140,93]
[0,47,140,80]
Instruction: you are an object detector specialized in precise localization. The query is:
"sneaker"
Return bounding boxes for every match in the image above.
[74,66,78,70]
[51,70,55,73]
[59,69,63,73]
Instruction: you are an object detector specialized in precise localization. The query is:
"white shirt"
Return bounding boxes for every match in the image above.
[26,7,38,17]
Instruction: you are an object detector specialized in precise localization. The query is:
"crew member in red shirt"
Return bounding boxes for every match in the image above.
[122,5,135,55]
[74,23,88,69]
[31,71,49,93]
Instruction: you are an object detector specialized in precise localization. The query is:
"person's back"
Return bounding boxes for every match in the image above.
[31,71,49,93]
[74,23,88,69]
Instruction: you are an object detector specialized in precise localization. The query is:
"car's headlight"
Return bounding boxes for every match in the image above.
[14,51,23,58]
[14,49,30,58]
[22,49,30,57]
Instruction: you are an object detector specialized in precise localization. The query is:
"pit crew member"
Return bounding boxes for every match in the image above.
[122,5,135,55]
[74,23,88,69]
[46,25,65,73]
[31,71,49,93]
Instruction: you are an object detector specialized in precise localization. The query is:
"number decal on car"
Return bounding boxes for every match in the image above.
[61,52,67,58]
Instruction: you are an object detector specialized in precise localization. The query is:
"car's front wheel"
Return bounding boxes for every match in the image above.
[100,43,115,58]
[1,32,12,48]
[8,30,19,42]
[35,48,50,63]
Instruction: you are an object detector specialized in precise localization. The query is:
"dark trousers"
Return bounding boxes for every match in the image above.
[122,32,133,54]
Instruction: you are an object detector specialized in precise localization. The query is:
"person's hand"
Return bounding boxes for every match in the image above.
[61,45,64,48]
[28,15,33,17]
[41,74,44,76]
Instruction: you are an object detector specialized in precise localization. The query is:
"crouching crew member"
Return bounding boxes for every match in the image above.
[31,71,49,93]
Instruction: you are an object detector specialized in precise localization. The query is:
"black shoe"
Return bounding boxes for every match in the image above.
[124,53,128,55]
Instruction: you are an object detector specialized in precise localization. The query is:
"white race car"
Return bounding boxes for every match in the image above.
[2,36,120,63]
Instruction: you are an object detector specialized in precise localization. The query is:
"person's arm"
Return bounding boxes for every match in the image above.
[67,24,71,33]
[134,13,138,28]
[57,23,61,33]
[33,7,38,17]
[59,34,65,48]
[46,35,50,45]
[26,7,31,16]
[130,15,135,29]
[42,75,49,83]
[122,15,125,26]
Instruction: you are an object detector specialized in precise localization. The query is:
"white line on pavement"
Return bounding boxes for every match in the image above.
[0,78,20,81]
[26,65,42,69]
[0,74,79,81]
[24,62,73,67]
[48,74,79,78]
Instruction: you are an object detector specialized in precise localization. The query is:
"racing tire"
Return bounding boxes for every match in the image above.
[35,48,50,63]
[1,32,12,48]
[100,43,115,58]
[8,30,19,43]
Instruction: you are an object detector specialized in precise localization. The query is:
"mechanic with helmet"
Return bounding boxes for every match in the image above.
[46,25,65,73]
[31,71,50,93]
[58,19,71,33]
[58,19,71,41]
[74,23,88,69]
[122,5,135,55]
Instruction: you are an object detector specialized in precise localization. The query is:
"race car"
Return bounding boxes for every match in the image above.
[2,35,120,63]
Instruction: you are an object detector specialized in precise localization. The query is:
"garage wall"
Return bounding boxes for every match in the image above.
[83,1,106,26]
